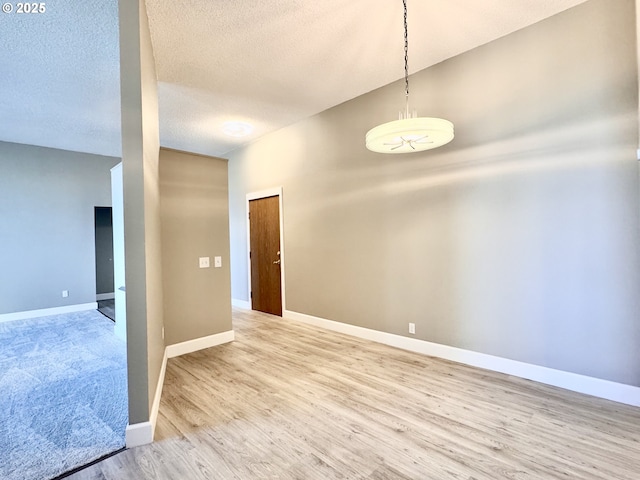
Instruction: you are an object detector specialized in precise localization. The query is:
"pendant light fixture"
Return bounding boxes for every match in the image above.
[365,0,454,154]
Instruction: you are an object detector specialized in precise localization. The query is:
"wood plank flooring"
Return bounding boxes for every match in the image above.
[70,308,640,479]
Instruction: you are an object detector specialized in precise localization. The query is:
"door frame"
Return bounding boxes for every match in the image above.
[111,163,127,341]
[246,187,286,313]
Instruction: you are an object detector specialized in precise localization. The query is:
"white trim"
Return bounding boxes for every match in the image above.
[128,331,234,448]
[232,298,251,309]
[246,187,283,202]
[166,330,235,358]
[148,348,168,437]
[127,331,235,448]
[246,187,286,314]
[125,421,154,448]
[284,309,640,407]
[96,292,115,301]
[0,302,99,323]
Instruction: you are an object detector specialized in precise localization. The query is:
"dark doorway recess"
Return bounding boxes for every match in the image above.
[94,206,115,321]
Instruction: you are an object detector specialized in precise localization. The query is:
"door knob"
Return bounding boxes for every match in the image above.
[273,259,281,264]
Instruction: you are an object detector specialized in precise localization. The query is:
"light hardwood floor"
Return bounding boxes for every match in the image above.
[71,308,640,479]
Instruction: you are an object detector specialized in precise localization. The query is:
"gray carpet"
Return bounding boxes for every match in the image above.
[0,310,128,480]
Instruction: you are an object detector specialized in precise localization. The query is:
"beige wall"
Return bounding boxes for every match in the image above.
[160,148,232,345]
[139,0,165,425]
[229,0,640,386]
[118,0,165,424]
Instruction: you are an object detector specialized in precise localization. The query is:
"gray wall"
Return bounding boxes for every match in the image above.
[118,0,165,425]
[228,0,640,386]
[160,148,232,345]
[0,141,119,315]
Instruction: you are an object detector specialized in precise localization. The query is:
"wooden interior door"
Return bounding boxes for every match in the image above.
[249,195,282,316]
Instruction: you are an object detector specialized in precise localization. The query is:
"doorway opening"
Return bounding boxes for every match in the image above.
[94,206,115,321]
[247,188,285,316]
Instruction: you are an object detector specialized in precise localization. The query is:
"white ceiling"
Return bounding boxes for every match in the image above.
[0,0,121,157]
[0,0,588,159]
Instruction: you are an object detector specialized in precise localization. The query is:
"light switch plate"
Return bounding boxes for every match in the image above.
[199,257,210,268]
[214,256,222,268]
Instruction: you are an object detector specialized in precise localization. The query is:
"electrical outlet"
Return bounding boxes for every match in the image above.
[199,257,210,268]
[409,323,415,334]
[214,256,222,268]
[62,290,69,298]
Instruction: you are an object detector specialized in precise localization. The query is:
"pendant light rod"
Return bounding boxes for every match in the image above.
[403,0,410,119]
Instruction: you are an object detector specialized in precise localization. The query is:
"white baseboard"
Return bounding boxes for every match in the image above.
[125,421,154,448]
[96,292,115,301]
[148,349,168,439]
[166,330,235,358]
[0,302,99,323]
[127,331,235,449]
[284,309,640,407]
[126,338,168,449]
[232,298,251,309]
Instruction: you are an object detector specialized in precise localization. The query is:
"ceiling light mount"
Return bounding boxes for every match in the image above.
[222,121,254,138]
[366,0,454,154]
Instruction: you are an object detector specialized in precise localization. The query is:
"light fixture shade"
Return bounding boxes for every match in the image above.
[365,117,454,154]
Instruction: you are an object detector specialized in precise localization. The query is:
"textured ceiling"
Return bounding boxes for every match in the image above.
[146,0,588,157]
[0,0,588,159]
[0,0,121,157]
